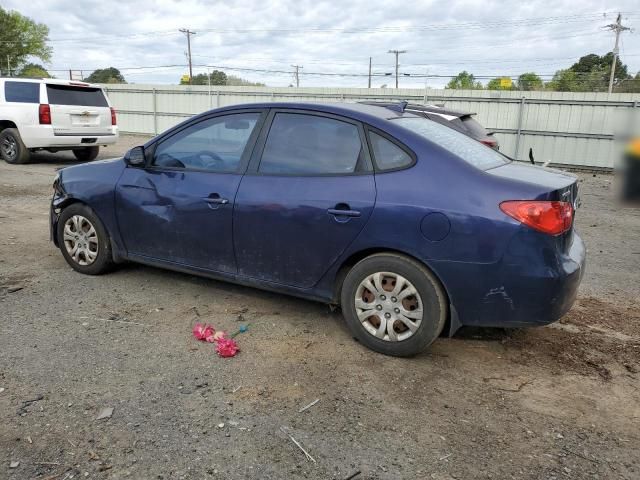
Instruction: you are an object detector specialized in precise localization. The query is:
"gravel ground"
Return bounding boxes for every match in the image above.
[1,136,639,480]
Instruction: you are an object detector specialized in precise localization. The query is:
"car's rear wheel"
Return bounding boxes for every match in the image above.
[73,146,100,162]
[340,253,447,357]
[57,203,113,275]
[0,128,30,164]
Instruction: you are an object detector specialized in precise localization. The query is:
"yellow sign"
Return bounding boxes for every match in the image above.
[181,75,190,83]
[500,77,512,88]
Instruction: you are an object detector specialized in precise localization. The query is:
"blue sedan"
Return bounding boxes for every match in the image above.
[51,102,585,356]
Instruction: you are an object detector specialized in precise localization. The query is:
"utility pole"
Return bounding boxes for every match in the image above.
[291,65,302,87]
[368,57,372,88]
[388,50,406,89]
[6,56,11,77]
[604,13,630,94]
[179,28,196,84]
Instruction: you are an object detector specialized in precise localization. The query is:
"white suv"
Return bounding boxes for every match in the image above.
[0,78,118,164]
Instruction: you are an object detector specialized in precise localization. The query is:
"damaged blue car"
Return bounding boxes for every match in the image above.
[51,102,585,356]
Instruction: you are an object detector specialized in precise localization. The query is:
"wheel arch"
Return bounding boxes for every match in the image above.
[0,120,18,132]
[332,247,459,337]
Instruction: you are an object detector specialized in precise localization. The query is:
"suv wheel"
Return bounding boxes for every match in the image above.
[73,146,100,162]
[340,253,447,357]
[0,128,30,164]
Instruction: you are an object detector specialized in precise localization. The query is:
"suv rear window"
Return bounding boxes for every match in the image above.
[395,117,508,170]
[46,85,108,107]
[4,81,40,103]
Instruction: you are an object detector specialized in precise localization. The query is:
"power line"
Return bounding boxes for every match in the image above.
[290,65,302,87]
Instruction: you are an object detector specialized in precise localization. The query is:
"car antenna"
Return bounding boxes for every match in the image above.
[385,101,409,114]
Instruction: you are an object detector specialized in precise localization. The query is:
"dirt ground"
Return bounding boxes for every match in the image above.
[1,137,639,480]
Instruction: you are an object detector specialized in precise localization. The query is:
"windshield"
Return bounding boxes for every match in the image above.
[394,117,508,170]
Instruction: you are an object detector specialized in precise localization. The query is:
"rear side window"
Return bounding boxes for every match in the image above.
[259,113,363,175]
[461,116,490,137]
[4,81,40,103]
[46,85,108,107]
[395,117,508,170]
[368,131,413,170]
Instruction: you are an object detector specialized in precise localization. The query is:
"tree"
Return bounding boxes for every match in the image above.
[616,72,640,93]
[516,72,543,91]
[486,77,513,90]
[85,67,126,84]
[226,75,265,87]
[547,53,631,92]
[0,7,51,74]
[181,70,227,85]
[546,69,579,92]
[17,62,51,78]
[446,71,483,89]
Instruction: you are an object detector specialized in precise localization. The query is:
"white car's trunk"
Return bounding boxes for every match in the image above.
[46,84,113,136]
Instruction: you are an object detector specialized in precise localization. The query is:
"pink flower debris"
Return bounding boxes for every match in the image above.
[192,323,240,357]
[192,323,215,342]
[215,336,240,358]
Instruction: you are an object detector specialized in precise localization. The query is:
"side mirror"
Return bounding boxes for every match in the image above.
[124,146,146,167]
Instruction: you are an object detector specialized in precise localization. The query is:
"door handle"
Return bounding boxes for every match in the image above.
[327,208,361,218]
[204,193,229,205]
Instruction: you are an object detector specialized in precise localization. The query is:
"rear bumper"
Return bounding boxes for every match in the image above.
[21,125,118,149]
[434,231,586,328]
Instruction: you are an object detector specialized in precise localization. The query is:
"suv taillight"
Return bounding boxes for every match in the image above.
[110,107,117,126]
[500,201,573,236]
[39,104,51,125]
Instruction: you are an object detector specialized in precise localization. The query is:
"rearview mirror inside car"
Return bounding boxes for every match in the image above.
[124,146,146,167]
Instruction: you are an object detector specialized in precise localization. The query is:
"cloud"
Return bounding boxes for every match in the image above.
[4,0,639,87]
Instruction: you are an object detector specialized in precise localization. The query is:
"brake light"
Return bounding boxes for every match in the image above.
[110,107,117,126]
[39,104,51,125]
[500,201,573,235]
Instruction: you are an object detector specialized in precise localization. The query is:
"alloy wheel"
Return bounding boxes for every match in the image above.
[1,135,17,160]
[354,272,423,342]
[63,215,99,266]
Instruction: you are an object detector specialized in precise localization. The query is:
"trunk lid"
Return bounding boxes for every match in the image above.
[45,84,112,136]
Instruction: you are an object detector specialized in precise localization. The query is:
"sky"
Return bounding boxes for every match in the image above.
[4,0,640,88]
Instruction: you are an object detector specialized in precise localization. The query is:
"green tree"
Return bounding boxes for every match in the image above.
[181,70,227,85]
[446,71,483,89]
[226,74,265,87]
[0,7,51,74]
[616,72,640,93]
[486,77,513,90]
[546,69,579,92]
[516,72,543,91]
[85,67,126,84]
[547,53,631,92]
[17,62,51,78]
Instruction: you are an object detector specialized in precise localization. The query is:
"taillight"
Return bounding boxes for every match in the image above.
[39,104,51,125]
[500,201,573,236]
[481,139,497,148]
[110,107,117,126]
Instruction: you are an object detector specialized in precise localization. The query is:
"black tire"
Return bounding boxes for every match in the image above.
[0,128,30,164]
[340,253,447,357]
[72,146,100,162]
[56,203,114,275]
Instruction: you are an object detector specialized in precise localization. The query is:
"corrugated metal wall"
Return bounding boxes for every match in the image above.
[103,84,640,169]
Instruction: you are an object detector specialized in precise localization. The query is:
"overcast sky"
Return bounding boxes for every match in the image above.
[4,0,640,88]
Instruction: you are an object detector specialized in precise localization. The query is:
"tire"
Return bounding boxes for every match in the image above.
[72,146,100,162]
[0,128,30,164]
[56,203,114,275]
[340,253,447,357]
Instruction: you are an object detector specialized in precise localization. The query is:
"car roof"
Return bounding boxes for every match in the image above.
[210,101,424,124]
[361,101,475,119]
[0,77,102,88]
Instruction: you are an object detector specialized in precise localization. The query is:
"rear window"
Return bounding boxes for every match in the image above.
[46,85,108,107]
[4,81,40,103]
[394,117,508,170]
[461,116,490,137]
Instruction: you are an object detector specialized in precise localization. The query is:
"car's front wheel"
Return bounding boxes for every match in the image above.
[56,203,113,275]
[340,253,447,357]
[73,146,100,162]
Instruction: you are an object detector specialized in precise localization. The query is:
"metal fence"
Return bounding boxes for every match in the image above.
[102,84,640,170]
